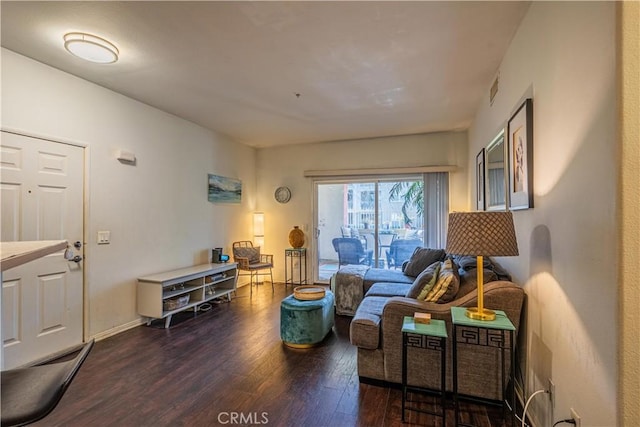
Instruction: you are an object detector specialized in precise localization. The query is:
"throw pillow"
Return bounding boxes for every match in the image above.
[424,258,460,303]
[406,261,441,299]
[416,263,441,300]
[248,247,261,264]
[491,260,513,281]
[403,248,446,277]
[454,255,492,271]
[234,246,260,264]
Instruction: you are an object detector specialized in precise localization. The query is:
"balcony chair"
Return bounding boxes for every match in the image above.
[340,226,368,249]
[377,232,397,258]
[232,241,274,295]
[385,239,423,269]
[1,339,95,427]
[332,237,373,267]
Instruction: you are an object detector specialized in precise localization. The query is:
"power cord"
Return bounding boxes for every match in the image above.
[553,419,577,426]
[521,389,548,427]
[505,400,529,426]
[518,388,577,427]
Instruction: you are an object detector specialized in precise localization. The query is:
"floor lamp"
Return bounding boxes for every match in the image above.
[445,211,519,321]
[253,212,265,248]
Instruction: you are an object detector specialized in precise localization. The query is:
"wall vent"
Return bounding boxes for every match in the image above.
[490,72,499,105]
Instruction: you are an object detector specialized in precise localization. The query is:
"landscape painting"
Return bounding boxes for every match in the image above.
[208,174,242,203]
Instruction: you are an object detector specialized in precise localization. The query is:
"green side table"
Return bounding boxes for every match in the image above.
[451,306,516,427]
[401,316,448,424]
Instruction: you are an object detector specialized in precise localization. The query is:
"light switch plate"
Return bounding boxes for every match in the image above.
[97,231,110,244]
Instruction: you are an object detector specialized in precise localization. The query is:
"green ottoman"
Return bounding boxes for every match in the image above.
[280,290,335,348]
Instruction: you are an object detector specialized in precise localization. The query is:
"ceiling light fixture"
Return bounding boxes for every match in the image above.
[63,32,119,64]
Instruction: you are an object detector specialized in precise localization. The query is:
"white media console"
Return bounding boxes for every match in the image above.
[137,262,238,328]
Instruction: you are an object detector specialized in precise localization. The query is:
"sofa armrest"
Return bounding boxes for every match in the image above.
[382,297,456,322]
[381,281,524,348]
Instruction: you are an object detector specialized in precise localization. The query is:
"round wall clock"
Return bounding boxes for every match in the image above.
[274,186,292,203]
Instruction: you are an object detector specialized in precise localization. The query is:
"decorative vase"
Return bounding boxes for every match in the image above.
[288,226,305,248]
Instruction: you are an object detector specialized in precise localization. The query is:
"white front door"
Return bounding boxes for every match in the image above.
[1,131,84,369]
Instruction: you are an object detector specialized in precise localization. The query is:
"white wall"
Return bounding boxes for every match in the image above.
[1,49,257,338]
[468,3,617,426]
[256,131,468,282]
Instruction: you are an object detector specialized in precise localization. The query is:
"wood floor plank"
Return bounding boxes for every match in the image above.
[29,282,508,426]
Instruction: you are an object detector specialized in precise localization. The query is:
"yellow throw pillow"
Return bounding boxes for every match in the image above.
[424,258,460,303]
[416,263,441,301]
[406,261,440,299]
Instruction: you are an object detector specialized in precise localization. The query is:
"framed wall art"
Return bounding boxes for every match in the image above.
[507,98,533,210]
[208,174,242,203]
[485,129,507,211]
[476,148,485,211]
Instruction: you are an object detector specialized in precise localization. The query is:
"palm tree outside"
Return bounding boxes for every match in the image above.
[388,181,423,227]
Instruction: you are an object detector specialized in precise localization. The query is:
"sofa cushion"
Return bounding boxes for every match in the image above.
[363,268,413,290]
[423,258,460,303]
[403,248,446,277]
[407,261,441,299]
[365,282,412,298]
[350,296,388,349]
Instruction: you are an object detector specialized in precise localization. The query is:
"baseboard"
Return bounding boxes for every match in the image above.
[359,376,401,389]
[90,318,145,342]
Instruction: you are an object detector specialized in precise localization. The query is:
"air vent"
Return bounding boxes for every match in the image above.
[490,72,499,105]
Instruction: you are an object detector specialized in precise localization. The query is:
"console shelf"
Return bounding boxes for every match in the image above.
[137,262,238,328]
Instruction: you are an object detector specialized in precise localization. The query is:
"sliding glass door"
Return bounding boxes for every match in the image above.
[314,173,448,283]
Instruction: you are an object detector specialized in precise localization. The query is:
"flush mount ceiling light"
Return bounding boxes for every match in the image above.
[63,32,119,64]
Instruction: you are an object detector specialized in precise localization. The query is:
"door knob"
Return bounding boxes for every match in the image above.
[73,241,82,249]
[72,255,83,263]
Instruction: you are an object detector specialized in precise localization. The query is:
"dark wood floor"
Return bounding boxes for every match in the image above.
[35,283,508,427]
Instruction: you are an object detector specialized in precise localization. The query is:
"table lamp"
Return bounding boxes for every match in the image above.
[445,211,518,321]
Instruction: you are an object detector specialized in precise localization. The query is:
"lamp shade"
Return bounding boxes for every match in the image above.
[253,212,264,237]
[446,211,518,257]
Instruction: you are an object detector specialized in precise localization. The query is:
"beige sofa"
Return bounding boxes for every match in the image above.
[349,265,525,401]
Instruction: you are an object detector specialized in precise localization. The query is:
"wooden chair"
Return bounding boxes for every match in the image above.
[1,339,95,427]
[232,241,274,294]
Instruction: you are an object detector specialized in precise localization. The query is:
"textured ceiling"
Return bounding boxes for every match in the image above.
[1,1,530,147]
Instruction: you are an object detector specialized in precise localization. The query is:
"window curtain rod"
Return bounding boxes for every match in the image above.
[303,165,458,178]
